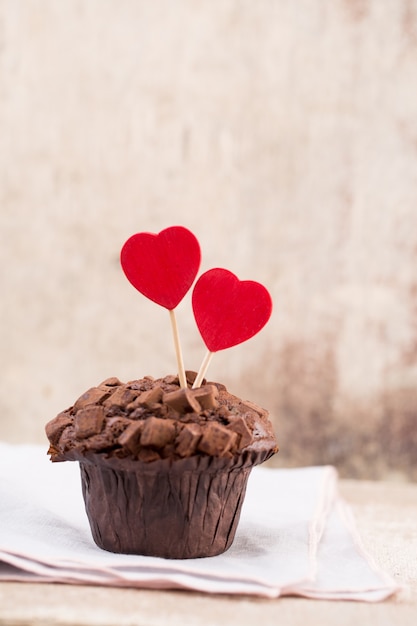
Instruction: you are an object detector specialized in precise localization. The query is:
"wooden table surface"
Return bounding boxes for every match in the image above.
[0,479,416,626]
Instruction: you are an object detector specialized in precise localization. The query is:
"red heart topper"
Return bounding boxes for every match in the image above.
[192,268,272,352]
[120,226,201,310]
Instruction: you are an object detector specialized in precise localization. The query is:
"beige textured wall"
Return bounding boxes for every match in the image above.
[1,0,417,479]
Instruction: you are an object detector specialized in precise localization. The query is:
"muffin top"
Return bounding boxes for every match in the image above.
[46,372,278,464]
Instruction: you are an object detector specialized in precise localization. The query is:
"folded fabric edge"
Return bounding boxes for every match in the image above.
[307,466,339,580]
[293,587,399,602]
[0,557,398,602]
[334,499,403,598]
[0,557,282,598]
[297,497,401,602]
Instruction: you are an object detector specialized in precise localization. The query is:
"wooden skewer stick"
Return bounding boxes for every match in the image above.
[192,350,214,389]
[169,309,187,389]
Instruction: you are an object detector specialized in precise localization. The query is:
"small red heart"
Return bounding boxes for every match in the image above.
[120,226,201,310]
[192,268,272,352]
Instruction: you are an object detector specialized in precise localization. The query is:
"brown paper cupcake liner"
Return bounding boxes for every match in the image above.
[77,450,271,559]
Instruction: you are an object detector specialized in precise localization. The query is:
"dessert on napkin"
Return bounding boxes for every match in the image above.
[45,226,278,558]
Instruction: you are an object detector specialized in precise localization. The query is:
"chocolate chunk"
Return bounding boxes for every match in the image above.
[103,386,138,409]
[140,417,176,448]
[217,405,232,419]
[74,387,111,411]
[98,377,122,388]
[227,416,252,449]
[184,370,198,386]
[163,388,201,414]
[241,400,265,416]
[45,413,72,446]
[138,448,160,462]
[125,397,144,412]
[81,418,132,452]
[163,374,179,385]
[57,425,77,451]
[198,422,238,456]
[128,386,164,409]
[106,417,132,437]
[106,405,125,417]
[176,423,202,457]
[191,385,219,410]
[141,386,164,404]
[74,406,105,440]
[126,381,146,391]
[118,421,144,454]
[113,447,130,459]
[159,443,177,459]
[81,433,112,451]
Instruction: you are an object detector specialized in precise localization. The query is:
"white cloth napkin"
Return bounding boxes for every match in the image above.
[0,443,398,600]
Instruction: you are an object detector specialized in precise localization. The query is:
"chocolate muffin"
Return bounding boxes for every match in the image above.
[46,371,278,559]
